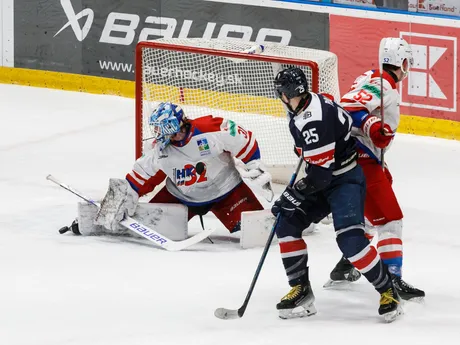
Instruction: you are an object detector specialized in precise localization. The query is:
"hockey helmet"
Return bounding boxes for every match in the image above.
[274,67,309,100]
[148,102,185,148]
[379,37,414,77]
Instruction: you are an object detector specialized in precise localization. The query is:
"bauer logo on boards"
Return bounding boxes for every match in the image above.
[54,0,94,41]
[54,0,292,46]
[400,32,457,112]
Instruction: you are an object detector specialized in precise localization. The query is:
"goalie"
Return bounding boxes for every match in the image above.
[65,102,272,237]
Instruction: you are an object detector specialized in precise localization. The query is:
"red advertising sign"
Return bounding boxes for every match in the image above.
[400,32,456,112]
[330,15,459,121]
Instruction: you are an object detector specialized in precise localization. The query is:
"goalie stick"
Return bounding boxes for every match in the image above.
[46,174,215,251]
[214,156,304,320]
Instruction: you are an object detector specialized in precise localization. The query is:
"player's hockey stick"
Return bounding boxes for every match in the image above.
[214,156,304,320]
[379,39,386,168]
[46,174,215,251]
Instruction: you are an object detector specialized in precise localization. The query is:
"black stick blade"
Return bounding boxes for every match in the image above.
[214,308,241,320]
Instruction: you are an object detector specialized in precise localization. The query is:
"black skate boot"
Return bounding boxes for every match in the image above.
[323,256,361,288]
[391,274,425,302]
[379,284,403,323]
[277,283,317,319]
[58,219,81,235]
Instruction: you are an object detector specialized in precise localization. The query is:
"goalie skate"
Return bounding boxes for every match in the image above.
[277,284,317,319]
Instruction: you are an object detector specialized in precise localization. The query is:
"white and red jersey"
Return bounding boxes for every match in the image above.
[341,70,400,161]
[126,115,260,206]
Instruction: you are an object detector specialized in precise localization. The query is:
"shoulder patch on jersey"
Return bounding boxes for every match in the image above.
[226,119,237,137]
[294,93,323,132]
[196,138,211,156]
[362,84,381,99]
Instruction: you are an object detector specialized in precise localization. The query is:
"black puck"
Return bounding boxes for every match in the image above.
[196,162,205,174]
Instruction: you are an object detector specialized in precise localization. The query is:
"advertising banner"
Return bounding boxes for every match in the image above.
[333,0,376,7]
[417,0,460,16]
[330,14,459,122]
[1,1,3,67]
[14,0,329,81]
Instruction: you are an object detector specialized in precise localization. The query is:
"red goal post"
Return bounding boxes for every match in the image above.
[135,39,340,183]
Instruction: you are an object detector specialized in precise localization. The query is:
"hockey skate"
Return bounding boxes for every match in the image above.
[391,274,425,302]
[323,256,361,288]
[277,283,317,319]
[379,285,403,323]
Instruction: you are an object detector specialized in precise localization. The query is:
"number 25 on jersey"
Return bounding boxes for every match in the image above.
[302,128,319,144]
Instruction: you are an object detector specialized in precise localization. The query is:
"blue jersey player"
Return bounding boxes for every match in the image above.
[271,67,402,322]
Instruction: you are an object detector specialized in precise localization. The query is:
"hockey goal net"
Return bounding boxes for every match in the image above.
[135,38,340,183]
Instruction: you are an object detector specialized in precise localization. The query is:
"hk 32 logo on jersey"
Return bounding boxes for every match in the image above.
[174,163,208,186]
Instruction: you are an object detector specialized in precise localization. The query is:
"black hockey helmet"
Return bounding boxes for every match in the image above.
[274,67,309,100]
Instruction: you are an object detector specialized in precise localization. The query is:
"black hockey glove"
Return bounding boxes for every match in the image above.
[271,185,306,218]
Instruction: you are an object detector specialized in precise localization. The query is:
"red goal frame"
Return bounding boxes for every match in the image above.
[135,41,319,159]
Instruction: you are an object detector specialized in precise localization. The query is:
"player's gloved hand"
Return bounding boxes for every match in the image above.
[236,159,274,202]
[95,178,139,231]
[271,184,305,218]
[362,115,394,149]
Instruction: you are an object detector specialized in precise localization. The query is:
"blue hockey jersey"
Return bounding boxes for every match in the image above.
[288,93,358,194]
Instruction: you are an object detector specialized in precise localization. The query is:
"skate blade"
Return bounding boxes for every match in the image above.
[383,305,404,323]
[279,303,317,320]
[323,279,352,289]
[403,296,425,304]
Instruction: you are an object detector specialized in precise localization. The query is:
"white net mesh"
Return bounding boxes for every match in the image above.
[137,38,340,182]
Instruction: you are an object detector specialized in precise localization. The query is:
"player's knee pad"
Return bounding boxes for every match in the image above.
[336,226,369,258]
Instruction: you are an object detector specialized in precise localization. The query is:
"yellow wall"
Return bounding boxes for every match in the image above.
[1,67,459,140]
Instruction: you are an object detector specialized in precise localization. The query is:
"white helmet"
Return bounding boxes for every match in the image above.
[379,37,414,77]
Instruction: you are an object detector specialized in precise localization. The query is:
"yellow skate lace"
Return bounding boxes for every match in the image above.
[281,285,302,301]
[380,288,399,306]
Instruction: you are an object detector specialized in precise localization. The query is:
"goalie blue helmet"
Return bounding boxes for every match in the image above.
[149,102,185,148]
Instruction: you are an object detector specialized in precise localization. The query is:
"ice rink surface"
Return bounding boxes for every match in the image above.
[1,84,460,345]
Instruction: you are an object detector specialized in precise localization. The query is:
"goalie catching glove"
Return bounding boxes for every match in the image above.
[94,178,139,231]
[236,159,274,202]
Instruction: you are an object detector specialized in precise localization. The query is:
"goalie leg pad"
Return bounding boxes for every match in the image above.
[95,178,139,231]
[240,210,317,249]
[78,202,188,240]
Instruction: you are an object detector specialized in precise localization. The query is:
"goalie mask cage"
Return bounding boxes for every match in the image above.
[135,39,340,183]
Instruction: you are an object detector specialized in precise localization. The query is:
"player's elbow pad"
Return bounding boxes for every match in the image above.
[350,110,369,128]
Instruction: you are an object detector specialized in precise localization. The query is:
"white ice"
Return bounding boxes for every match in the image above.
[1,84,459,345]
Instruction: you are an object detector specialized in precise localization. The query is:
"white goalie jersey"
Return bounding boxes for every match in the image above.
[126,115,261,205]
[340,70,400,159]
